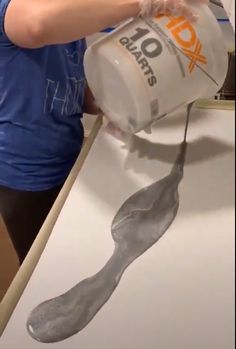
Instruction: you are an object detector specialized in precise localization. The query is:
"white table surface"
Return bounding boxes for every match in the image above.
[0,108,235,349]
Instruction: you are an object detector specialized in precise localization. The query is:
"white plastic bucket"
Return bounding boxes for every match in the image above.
[84,5,228,133]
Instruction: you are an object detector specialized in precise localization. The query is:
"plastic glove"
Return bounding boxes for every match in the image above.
[139,0,209,20]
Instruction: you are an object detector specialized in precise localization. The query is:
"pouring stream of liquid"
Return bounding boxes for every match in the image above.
[27,104,193,343]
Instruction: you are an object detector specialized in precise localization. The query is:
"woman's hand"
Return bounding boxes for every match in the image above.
[83,85,101,115]
[139,0,209,20]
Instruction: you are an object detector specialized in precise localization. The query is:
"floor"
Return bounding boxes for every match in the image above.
[0,216,19,302]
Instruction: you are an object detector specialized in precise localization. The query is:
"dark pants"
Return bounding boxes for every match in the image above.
[0,184,62,264]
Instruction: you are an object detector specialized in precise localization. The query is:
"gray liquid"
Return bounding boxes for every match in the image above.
[27,105,193,344]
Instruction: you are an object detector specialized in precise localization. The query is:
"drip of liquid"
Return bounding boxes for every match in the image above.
[27,104,193,344]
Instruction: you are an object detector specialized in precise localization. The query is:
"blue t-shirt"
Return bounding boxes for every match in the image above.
[0,0,87,191]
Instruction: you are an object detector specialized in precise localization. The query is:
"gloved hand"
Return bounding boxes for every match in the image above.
[139,0,209,20]
[83,84,102,115]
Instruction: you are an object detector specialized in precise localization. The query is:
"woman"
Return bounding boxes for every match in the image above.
[0,0,205,264]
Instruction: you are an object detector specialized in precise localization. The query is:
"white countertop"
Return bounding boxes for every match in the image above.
[0,107,234,349]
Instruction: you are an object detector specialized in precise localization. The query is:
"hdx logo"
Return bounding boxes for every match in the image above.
[157,15,207,73]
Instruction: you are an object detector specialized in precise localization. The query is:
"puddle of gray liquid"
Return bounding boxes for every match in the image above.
[27,104,193,343]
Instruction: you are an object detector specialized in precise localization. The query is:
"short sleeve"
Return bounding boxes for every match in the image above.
[0,0,11,39]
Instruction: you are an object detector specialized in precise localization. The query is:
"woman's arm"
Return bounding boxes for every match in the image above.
[4,0,140,48]
[4,0,206,48]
